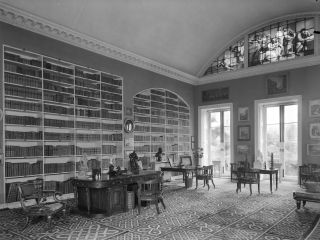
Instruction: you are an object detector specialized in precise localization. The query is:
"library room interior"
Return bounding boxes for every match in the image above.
[0,1,320,239]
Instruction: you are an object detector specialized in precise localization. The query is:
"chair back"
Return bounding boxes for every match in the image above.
[17,178,44,209]
[138,177,162,201]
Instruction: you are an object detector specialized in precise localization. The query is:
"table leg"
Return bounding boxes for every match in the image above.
[85,187,91,214]
[276,171,278,190]
[270,173,273,193]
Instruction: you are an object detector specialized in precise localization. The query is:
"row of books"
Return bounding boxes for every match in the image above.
[5,84,42,100]
[134,135,151,142]
[102,102,122,111]
[45,118,74,128]
[101,84,122,94]
[75,68,100,81]
[44,71,74,85]
[75,88,100,99]
[134,145,151,152]
[5,72,42,88]
[44,81,74,94]
[6,145,43,157]
[45,132,74,141]
[44,104,74,115]
[101,145,120,154]
[44,161,75,173]
[6,130,42,140]
[44,145,74,156]
[6,115,41,126]
[5,62,42,78]
[6,99,42,112]
[44,61,74,75]
[5,52,42,67]
[151,117,166,124]
[5,160,43,177]
[101,92,122,102]
[135,125,151,132]
[44,91,74,104]
[101,75,122,86]
[134,107,150,115]
[77,97,100,108]
[75,78,100,90]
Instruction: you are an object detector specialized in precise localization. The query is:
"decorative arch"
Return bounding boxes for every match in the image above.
[132,88,191,168]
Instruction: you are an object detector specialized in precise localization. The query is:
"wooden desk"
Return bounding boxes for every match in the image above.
[259,169,278,193]
[72,170,160,216]
[160,166,197,188]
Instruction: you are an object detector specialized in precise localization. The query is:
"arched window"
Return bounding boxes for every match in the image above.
[204,39,244,76]
[203,16,315,77]
[249,17,314,66]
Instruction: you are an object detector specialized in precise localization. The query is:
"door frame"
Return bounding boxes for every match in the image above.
[254,95,302,175]
[198,103,234,167]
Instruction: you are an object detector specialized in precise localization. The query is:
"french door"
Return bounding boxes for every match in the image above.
[255,96,301,179]
[199,103,233,175]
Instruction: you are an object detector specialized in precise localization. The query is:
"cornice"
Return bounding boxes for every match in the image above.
[0,3,197,85]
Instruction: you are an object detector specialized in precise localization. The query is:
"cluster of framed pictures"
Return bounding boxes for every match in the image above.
[307,99,320,156]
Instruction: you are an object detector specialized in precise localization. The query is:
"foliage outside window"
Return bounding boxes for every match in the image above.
[203,16,315,76]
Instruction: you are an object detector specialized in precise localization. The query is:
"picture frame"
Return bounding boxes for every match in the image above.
[309,99,320,118]
[238,125,250,141]
[167,154,175,167]
[202,87,229,102]
[266,74,288,95]
[310,123,320,139]
[238,107,249,121]
[307,144,320,156]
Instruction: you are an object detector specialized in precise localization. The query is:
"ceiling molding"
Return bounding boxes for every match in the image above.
[0,3,198,85]
[197,55,320,85]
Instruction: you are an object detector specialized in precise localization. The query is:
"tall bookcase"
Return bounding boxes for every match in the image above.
[1,45,123,203]
[133,88,190,168]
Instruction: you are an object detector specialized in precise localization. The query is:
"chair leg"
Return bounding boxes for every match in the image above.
[47,215,52,230]
[22,216,31,230]
[159,197,166,209]
[249,184,252,196]
[211,179,215,189]
[203,180,205,187]
[206,179,210,190]
[138,196,141,214]
[155,201,160,214]
[196,179,198,189]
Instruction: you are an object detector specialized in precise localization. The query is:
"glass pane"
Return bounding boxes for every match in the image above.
[284,141,298,176]
[266,107,279,124]
[284,105,297,123]
[224,110,230,126]
[210,112,221,162]
[284,123,298,141]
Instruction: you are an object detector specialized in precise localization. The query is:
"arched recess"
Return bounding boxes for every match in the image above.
[202,14,317,77]
[133,88,191,169]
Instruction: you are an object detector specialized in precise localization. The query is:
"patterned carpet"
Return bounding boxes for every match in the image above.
[0,178,319,240]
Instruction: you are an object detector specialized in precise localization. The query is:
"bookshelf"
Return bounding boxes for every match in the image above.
[133,88,190,169]
[2,45,124,203]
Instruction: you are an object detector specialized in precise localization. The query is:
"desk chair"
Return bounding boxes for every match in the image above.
[137,177,166,214]
[195,165,215,190]
[17,178,67,230]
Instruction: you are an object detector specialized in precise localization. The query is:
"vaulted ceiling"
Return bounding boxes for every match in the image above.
[0,0,319,84]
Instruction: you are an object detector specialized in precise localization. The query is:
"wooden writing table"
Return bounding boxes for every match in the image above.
[160,166,197,188]
[72,170,160,216]
[259,169,278,193]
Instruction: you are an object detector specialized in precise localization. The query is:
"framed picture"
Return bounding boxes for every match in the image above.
[309,99,320,117]
[238,107,249,121]
[238,125,250,141]
[202,87,229,102]
[266,74,288,95]
[310,123,320,139]
[307,144,320,156]
[167,154,175,167]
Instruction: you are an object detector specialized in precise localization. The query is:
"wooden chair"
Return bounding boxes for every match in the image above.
[137,177,166,214]
[232,168,260,195]
[195,165,215,190]
[17,178,67,230]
